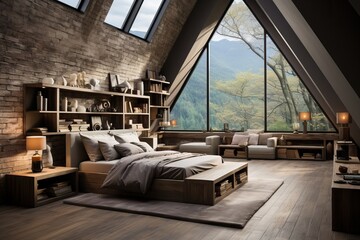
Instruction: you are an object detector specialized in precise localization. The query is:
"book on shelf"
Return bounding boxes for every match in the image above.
[343,175,360,181]
[46,181,72,197]
[27,127,48,134]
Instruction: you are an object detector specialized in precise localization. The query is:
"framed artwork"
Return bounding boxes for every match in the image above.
[146,69,157,79]
[91,116,102,131]
[108,73,118,91]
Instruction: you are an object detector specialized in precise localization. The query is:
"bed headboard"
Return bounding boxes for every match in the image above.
[65,129,138,167]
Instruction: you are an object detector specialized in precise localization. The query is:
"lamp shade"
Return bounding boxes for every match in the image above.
[26,136,46,151]
[299,112,311,121]
[336,112,350,124]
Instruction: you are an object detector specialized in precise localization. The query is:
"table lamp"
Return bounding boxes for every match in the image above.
[26,136,47,173]
[299,112,311,134]
[336,112,350,140]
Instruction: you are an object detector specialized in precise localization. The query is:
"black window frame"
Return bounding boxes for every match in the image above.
[54,0,90,12]
[105,0,170,42]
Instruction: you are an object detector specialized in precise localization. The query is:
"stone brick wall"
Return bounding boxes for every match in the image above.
[0,0,195,202]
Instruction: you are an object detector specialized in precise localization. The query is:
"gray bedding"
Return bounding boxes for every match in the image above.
[101,150,222,194]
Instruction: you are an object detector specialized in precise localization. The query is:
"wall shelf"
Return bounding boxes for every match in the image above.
[24,83,150,135]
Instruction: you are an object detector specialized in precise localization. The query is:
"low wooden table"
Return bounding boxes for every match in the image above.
[218,144,247,158]
[156,144,178,151]
[6,167,78,207]
[185,162,248,205]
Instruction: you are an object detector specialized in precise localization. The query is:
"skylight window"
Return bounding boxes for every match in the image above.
[55,0,89,12]
[104,0,169,41]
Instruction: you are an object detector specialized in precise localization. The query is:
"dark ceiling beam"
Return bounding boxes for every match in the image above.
[161,0,233,106]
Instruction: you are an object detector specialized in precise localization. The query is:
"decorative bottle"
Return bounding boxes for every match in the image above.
[36,91,43,111]
[61,97,68,112]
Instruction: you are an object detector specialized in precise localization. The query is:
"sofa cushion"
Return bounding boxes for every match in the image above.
[267,137,278,148]
[231,134,249,146]
[248,133,259,145]
[259,133,273,145]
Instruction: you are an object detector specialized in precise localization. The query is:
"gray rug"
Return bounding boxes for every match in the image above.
[64,179,283,228]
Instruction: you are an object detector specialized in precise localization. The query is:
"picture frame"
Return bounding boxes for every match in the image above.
[91,116,102,131]
[108,73,117,91]
[146,69,157,79]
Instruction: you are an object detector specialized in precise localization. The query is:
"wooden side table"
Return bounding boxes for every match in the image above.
[6,167,78,207]
[218,144,247,158]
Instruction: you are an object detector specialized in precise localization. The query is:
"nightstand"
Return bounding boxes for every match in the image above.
[6,167,78,207]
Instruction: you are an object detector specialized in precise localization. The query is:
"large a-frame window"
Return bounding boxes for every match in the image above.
[171,0,335,132]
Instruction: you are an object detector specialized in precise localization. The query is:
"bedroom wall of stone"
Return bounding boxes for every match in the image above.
[0,0,196,202]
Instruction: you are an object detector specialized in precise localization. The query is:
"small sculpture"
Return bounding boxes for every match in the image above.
[89,78,101,90]
[117,80,131,93]
[69,73,78,87]
[42,77,54,85]
[77,71,86,88]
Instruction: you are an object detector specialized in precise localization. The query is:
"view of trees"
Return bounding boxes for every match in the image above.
[171,0,335,132]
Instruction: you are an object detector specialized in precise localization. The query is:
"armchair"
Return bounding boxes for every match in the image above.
[179,135,221,155]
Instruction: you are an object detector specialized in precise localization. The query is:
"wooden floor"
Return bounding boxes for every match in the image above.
[1,159,359,240]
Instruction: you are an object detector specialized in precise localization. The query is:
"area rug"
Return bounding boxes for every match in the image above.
[64,179,283,228]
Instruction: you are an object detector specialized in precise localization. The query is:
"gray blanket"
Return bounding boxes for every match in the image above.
[101,151,202,194]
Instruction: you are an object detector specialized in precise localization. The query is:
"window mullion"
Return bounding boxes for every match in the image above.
[123,0,144,32]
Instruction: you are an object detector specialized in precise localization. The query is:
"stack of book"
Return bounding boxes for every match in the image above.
[69,119,90,132]
[27,127,48,135]
[46,181,73,197]
[58,119,72,132]
[37,188,49,201]
[301,152,315,159]
[215,180,232,197]
[235,171,247,184]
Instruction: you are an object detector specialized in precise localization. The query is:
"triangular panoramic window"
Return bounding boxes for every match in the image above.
[170,0,335,132]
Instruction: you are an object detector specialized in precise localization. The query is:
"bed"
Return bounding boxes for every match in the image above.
[66,130,247,204]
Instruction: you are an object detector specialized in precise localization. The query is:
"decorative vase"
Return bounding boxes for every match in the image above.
[36,91,43,111]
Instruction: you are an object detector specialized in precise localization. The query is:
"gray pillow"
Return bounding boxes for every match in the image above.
[131,141,154,152]
[111,132,140,143]
[114,142,144,157]
[80,133,114,161]
[98,138,121,161]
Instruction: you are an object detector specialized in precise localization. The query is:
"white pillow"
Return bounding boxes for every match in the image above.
[248,133,259,145]
[231,134,249,146]
[98,138,122,161]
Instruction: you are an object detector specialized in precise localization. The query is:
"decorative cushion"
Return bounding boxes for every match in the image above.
[80,133,114,161]
[248,133,259,145]
[258,133,273,145]
[114,142,144,157]
[231,134,249,146]
[131,141,154,152]
[98,138,122,161]
[267,137,278,148]
[111,132,140,143]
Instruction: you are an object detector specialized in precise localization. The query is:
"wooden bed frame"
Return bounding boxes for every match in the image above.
[66,130,248,205]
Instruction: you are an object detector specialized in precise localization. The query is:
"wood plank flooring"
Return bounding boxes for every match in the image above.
[1,159,359,240]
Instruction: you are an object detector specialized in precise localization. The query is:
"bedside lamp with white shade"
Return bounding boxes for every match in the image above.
[26,136,47,173]
[299,112,311,134]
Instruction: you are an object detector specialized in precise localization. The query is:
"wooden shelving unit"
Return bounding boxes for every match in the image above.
[143,78,170,132]
[276,134,336,160]
[24,83,150,135]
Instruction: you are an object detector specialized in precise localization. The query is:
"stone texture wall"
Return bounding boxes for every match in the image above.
[0,0,195,201]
